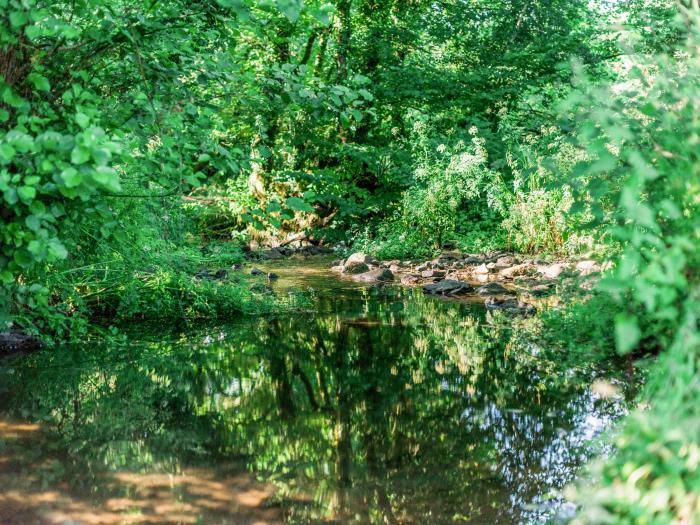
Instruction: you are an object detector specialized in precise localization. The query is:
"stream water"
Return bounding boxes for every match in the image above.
[0,258,637,525]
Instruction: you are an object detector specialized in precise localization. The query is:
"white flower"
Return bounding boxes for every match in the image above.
[437,144,446,153]
[468,126,478,135]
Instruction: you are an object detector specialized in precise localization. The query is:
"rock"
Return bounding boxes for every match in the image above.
[441,240,456,250]
[576,260,600,276]
[331,259,344,267]
[496,255,517,266]
[231,263,242,270]
[352,268,395,283]
[486,262,497,270]
[0,328,41,356]
[436,251,462,264]
[421,270,445,279]
[345,252,371,265]
[499,263,534,280]
[250,267,264,276]
[267,272,279,280]
[342,262,370,274]
[259,248,285,260]
[343,253,372,274]
[401,274,423,285]
[476,282,511,296]
[484,296,536,316]
[249,283,272,293]
[473,263,489,275]
[536,263,569,279]
[423,279,473,296]
[194,269,227,280]
[464,256,483,264]
[416,263,431,272]
[389,264,401,273]
[331,265,345,273]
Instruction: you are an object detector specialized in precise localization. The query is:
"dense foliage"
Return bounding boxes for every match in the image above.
[3,0,700,523]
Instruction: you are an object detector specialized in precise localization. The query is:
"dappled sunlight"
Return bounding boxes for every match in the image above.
[0,418,282,525]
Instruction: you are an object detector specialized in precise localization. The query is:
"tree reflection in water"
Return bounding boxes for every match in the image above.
[0,278,634,524]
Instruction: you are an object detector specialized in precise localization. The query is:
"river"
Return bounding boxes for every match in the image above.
[0,257,636,524]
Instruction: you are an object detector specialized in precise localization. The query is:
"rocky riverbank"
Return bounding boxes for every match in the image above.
[330,250,605,314]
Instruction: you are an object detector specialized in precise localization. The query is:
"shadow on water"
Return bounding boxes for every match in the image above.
[0,259,637,524]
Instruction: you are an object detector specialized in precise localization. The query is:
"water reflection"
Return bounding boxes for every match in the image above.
[0,262,634,524]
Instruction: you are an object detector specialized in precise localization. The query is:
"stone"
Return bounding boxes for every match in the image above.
[576,260,600,276]
[331,265,345,273]
[389,264,401,273]
[401,274,423,285]
[342,262,370,274]
[259,248,285,260]
[436,252,462,264]
[343,253,372,274]
[473,263,489,275]
[331,259,344,267]
[194,269,228,280]
[352,268,395,283]
[486,262,497,270]
[422,279,473,296]
[476,282,510,296]
[416,263,431,272]
[496,255,517,266]
[421,270,445,279]
[250,267,264,276]
[464,256,483,264]
[267,272,279,280]
[536,262,569,279]
[484,296,536,316]
[499,263,534,280]
[0,328,42,356]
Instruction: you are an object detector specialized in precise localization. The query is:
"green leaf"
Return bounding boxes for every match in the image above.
[25,215,41,232]
[350,109,363,122]
[71,145,91,164]
[358,89,374,101]
[2,87,25,108]
[75,112,90,129]
[92,166,121,192]
[276,0,302,22]
[60,167,83,188]
[3,187,18,205]
[0,144,15,164]
[9,10,28,28]
[27,72,50,92]
[47,239,68,260]
[615,314,641,355]
[17,185,36,203]
[285,196,315,213]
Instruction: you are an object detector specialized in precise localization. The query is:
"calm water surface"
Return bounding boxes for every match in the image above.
[0,258,636,524]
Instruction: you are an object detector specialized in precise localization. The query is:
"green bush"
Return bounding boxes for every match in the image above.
[566,10,700,524]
